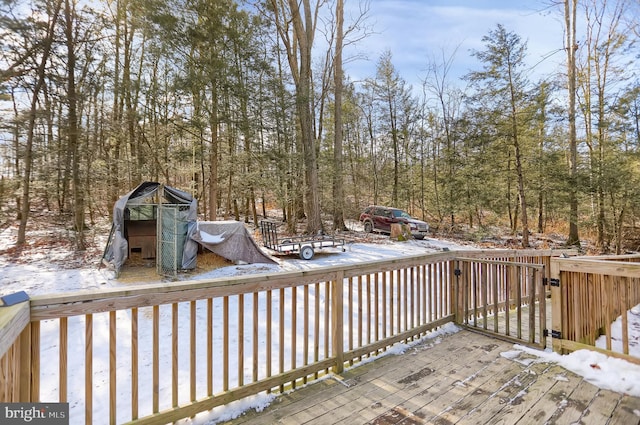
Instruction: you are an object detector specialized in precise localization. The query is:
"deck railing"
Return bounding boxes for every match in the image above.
[550,254,640,365]
[0,249,561,424]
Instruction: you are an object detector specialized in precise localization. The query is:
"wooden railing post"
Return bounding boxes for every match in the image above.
[449,260,456,318]
[454,260,464,324]
[0,302,31,402]
[332,271,344,374]
[19,324,32,402]
[550,258,563,354]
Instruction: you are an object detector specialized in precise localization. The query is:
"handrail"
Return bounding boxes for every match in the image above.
[0,302,30,357]
[27,255,457,318]
[455,257,546,268]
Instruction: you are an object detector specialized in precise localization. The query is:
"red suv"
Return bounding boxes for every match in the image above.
[359,205,429,240]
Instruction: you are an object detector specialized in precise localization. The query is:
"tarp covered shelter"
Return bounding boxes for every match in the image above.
[103,182,198,276]
[189,221,276,265]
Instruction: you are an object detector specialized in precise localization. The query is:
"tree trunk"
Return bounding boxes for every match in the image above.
[209,91,219,220]
[509,70,529,247]
[17,0,63,245]
[272,0,323,234]
[513,139,529,247]
[64,0,85,250]
[566,0,580,246]
[332,0,347,231]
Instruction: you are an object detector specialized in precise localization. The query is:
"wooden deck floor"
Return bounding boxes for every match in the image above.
[222,329,640,425]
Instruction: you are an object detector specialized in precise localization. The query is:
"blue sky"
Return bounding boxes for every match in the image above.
[342,0,566,89]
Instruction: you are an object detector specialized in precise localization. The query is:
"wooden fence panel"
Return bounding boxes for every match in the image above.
[551,256,640,365]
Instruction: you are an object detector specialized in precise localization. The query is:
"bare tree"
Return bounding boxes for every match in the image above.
[64,0,85,250]
[578,0,631,250]
[422,46,464,228]
[17,0,63,245]
[269,0,323,233]
[332,0,346,231]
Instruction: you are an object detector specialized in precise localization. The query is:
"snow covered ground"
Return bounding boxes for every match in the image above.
[1,222,640,424]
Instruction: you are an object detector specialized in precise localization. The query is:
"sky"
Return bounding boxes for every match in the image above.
[2,220,640,424]
[343,0,566,90]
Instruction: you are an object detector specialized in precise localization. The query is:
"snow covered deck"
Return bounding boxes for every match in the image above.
[223,329,640,425]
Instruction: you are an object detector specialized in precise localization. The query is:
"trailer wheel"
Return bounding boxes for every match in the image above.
[299,245,315,260]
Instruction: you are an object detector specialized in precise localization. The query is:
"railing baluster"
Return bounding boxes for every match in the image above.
[357,275,363,359]
[403,268,409,335]
[253,292,259,383]
[59,317,67,403]
[388,270,393,338]
[516,265,522,340]
[303,285,309,380]
[279,288,285,392]
[85,315,92,425]
[382,272,387,342]
[207,298,213,396]
[492,263,499,333]
[505,264,510,336]
[411,267,416,332]
[313,284,319,379]
[481,263,488,330]
[266,290,272,386]
[290,286,297,389]
[190,300,196,402]
[420,265,426,328]
[172,303,178,407]
[348,277,353,362]
[472,262,478,327]
[622,279,629,355]
[331,271,344,374]
[131,308,138,420]
[538,268,546,349]
[224,296,230,392]
[152,306,159,413]
[109,310,116,425]
[428,264,433,323]
[238,293,244,388]
[529,269,536,345]
[366,275,372,348]
[323,283,329,373]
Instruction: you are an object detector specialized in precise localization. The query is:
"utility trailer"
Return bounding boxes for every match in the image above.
[259,220,346,260]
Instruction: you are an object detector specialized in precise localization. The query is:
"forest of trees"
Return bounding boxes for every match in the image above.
[1,0,640,253]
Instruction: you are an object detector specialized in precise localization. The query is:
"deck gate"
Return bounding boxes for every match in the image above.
[454,258,547,349]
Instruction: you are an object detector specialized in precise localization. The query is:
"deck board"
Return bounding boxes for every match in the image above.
[221,329,640,425]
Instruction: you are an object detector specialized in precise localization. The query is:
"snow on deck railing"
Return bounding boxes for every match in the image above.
[0,249,566,424]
